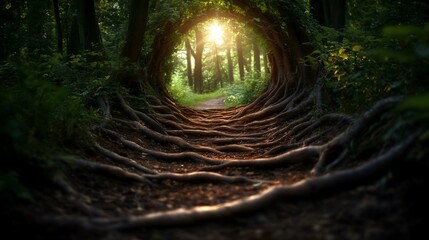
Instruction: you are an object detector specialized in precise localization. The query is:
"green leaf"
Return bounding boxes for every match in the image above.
[397,94,429,111]
[383,25,422,39]
[352,45,363,52]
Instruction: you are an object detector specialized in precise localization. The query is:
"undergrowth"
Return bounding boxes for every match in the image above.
[168,71,269,108]
[168,76,225,107]
[306,24,429,114]
[0,56,114,199]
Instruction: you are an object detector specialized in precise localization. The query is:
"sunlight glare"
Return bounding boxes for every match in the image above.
[208,22,224,46]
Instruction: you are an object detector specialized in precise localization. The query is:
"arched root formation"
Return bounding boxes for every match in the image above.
[19,88,422,238]
[41,135,415,229]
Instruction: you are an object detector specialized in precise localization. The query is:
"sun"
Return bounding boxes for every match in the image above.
[208,21,224,46]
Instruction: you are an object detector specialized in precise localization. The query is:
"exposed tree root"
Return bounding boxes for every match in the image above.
[311,97,403,176]
[17,68,418,240]
[53,174,108,217]
[93,143,158,174]
[215,144,255,152]
[41,135,414,229]
[293,113,353,141]
[264,143,302,156]
[200,145,323,171]
[118,119,223,154]
[117,94,167,134]
[63,157,153,184]
[166,129,264,138]
[143,172,270,184]
[211,136,266,145]
[101,128,225,165]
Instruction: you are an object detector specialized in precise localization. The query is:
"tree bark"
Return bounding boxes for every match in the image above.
[245,51,251,73]
[227,46,234,84]
[310,0,325,26]
[121,0,150,62]
[194,30,204,93]
[310,0,346,30]
[52,0,63,53]
[236,35,245,81]
[67,0,103,54]
[214,45,222,89]
[263,52,270,74]
[253,40,261,77]
[185,37,194,88]
[0,6,5,60]
[27,0,51,55]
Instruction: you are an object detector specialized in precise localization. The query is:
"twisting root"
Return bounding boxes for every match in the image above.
[62,157,153,185]
[118,119,223,154]
[100,128,225,165]
[40,135,414,229]
[201,145,323,171]
[311,96,403,176]
[94,143,157,174]
[143,172,271,184]
[53,174,108,217]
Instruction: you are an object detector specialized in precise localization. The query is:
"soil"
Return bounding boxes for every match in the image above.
[194,96,227,110]
[1,102,427,240]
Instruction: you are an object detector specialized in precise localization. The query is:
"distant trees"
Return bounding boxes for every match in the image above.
[175,19,268,94]
[185,37,194,88]
[121,0,150,62]
[193,29,205,93]
[67,0,103,54]
[310,0,346,29]
[236,34,245,82]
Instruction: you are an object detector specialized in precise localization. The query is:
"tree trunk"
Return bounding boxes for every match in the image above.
[0,7,5,60]
[263,53,270,74]
[227,46,234,84]
[121,0,150,62]
[328,0,346,30]
[310,0,325,26]
[194,30,204,93]
[67,0,102,55]
[214,45,222,89]
[185,37,194,88]
[27,0,51,56]
[245,51,251,73]
[253,40,261,77]
[310,0,346,30]
[52,0,63,53]
[236,35,245,81]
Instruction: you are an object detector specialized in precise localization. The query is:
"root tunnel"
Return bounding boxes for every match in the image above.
[3,0,427,239]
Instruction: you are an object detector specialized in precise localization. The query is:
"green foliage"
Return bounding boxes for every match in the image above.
[38,51,129,104]
[167,72,225,107]
[306,23,429,113]
[223,74,269,107]
[347,0,428,34]
[0,61,95,198]
[168,64,268,108]
[390,94,429,165]
[397,94,429,121]
[0,64,91,151]
[398,94,429,111]
[371,24,429,64]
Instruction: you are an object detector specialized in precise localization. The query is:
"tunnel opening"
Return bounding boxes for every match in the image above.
[143,0,315,115]
[165,17,271,109]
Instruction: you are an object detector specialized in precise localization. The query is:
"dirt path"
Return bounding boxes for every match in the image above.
[194,96,227,110]
[3,95,425,240]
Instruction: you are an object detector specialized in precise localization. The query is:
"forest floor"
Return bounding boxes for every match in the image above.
[194,96,227,110]
[2,97,428,240]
